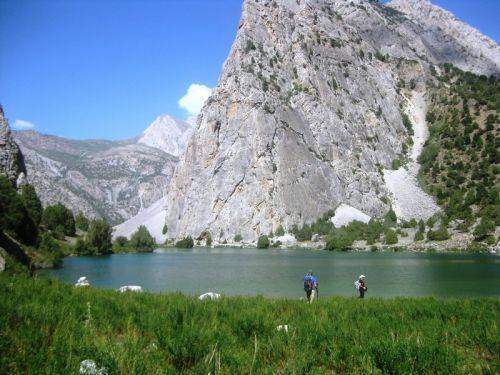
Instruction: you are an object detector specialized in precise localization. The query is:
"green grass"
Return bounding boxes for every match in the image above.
[0,276,498,374]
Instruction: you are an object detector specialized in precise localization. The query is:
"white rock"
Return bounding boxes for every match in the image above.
[331,204,371,228]
[79,359,107,375]
[198,292,221,301]
[383,91,440,221]
[276,325,289,333]
[118,285,143,293]
[138,114,192,157]
[75,277,90,287]
[274,234,297,247]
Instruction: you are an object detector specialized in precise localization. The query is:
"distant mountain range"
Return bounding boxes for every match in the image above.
[14,115,191,225]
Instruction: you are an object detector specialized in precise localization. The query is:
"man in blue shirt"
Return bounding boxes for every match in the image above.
[303,270,318,303]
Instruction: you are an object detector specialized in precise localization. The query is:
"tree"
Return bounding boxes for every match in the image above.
[112,236,129,253]
[75,212,89,231]
[384,229,398,245]
[257,235,270,249]
[129,225,156,252]
[175,236,194,248]
[162,223,168,235]
[0,176,38,245]
[234,234,243,242]
[384,208,397,225]
[427,227,450,241]
[20,184,42,226]
[42,204,75,236]
[86,219,112,255]
[275,225,285,237]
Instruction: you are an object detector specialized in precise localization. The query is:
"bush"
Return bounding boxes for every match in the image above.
[293,224,312,241]
[234,234,243,242]
[85,219,113,255]
[473,218,495,241]
[257,235,270,249]
[271,240,282,248]
[427,227,450,241]
[175,236,194,248]
[73,237,90,255]
[275,225,285,237]
[384,229,398,245]
[129,225,156,252]
[42,204,75,236]
[75,212,89,232]
[325,231,354,251]
[162,224,168,235]
[414,231,424,241]
[37,232,63,267]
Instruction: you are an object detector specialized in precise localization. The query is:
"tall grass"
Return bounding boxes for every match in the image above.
[0,275,498,374]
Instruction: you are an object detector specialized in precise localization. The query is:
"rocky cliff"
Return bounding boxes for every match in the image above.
[15,114,190,224]
[0,105,26,188]
[159,0,499,243]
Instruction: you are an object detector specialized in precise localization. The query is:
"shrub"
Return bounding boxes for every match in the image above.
[427,227,450,241]
[234,234,243,242]
[175,236,194,248]
[414,231,424,241]
[42,204,75,236]
[271,240,282,248]
[38,232,63,267]
[257,235,270,249]
[275,225,285,237]
[473,218,495,241]
[325,231,354,251]
[75,212,89,232]
[384,229,398,245]
[162,224,168,235]
[129,225,156,252]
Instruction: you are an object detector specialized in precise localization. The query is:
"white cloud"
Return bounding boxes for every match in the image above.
[178,84,212,116]
[13,119,35,130]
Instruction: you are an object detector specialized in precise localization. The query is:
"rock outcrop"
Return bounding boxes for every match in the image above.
[160,0,498,242]
[0,105,27,188]
[14,115,188,224]
[138,115,192,157]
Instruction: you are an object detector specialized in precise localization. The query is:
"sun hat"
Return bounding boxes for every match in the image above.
[359,275,365,279]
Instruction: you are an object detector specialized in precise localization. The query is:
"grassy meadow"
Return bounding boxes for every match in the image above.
[0,275,498,374]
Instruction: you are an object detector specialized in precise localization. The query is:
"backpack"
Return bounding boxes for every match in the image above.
[304,277,314,292]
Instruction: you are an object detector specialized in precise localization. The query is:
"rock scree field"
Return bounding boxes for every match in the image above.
[0,275,498,374]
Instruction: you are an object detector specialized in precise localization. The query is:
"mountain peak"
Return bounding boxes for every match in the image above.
[138,114,192,157]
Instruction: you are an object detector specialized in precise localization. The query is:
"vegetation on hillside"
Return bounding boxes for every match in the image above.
[0,276,498,373]
[422,64,499,245]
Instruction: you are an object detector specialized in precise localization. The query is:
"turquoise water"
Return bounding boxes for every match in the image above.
[40,248,500,298]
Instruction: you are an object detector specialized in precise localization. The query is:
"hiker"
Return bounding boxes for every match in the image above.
[303,270,318,303]
[354,275,367,298]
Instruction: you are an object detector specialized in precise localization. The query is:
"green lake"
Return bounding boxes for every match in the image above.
[41,248,500,298]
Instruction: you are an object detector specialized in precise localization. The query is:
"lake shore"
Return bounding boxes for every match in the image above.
[1,275,498,373]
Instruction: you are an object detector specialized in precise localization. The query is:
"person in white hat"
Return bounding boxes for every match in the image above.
[354,275,367,298]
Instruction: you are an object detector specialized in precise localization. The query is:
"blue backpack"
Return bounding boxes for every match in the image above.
[304,276,314,292]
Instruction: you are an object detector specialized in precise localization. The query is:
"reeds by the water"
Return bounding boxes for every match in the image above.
[0,275,498,373]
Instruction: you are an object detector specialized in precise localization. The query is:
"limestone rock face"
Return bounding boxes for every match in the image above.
[0,105,27,188]
[388,0,500,76]
[138,115,192,157]
[162,0,499,242]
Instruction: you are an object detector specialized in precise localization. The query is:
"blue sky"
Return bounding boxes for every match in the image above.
[0,0,498,140]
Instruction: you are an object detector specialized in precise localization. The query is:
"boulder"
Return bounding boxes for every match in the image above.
[75,276,90,287]
[198,292,221,301]
[276,325,289,333]
[118,285,143,293]
[79,359,107,375]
